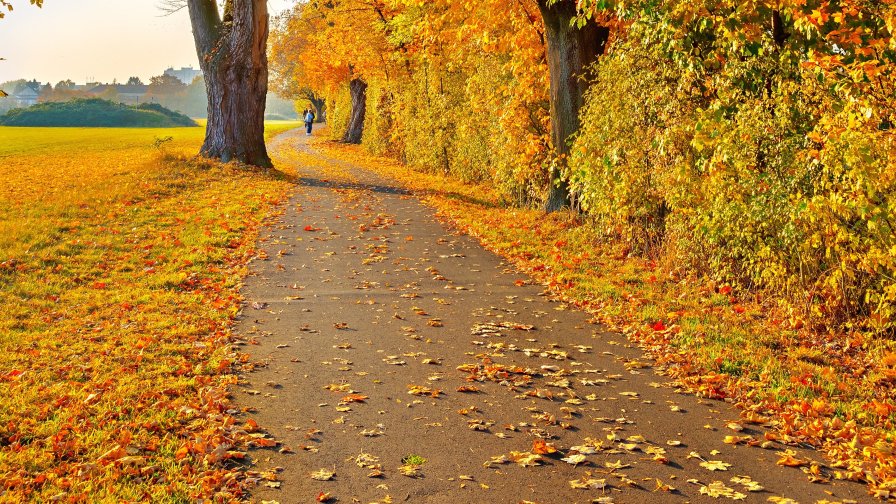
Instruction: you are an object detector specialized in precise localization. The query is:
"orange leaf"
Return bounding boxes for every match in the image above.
[252,438,279,448]
[245,418,259,432]
[174,445,190,460]
[342,394,368,403]
[532,439,557,455]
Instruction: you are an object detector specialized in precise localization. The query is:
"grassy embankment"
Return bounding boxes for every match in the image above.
[313,134,896,499]
[0,99,197,127]
[0,123,298,501]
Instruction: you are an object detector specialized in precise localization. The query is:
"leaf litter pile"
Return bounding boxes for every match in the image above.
[0,126,296,500]
[312,136,896,500]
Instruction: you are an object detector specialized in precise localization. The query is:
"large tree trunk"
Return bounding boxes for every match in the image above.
[309,95,326,123]
[342,78,367,144]
[537,0,609,212]
[188,0,271,167]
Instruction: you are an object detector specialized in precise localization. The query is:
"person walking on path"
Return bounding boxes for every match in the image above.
[304,107,316,136]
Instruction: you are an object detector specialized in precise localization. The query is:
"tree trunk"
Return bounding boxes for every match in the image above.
[309,96,326,123]
[342,78,367,144]
[188,0,271,167]
[537,0,609,212]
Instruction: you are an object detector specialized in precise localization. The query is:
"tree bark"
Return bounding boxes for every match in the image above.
[537,0,609,212]
[309,95,326,123]
[342,78,367,144]
[771,10,788,48]
[187,0,271,167]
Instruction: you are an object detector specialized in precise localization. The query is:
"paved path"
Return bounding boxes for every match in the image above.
[235,129,871,503]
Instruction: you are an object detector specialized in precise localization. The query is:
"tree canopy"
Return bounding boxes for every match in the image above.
[270,0,896,338]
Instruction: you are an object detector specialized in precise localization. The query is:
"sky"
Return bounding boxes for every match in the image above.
[0,0,294,85]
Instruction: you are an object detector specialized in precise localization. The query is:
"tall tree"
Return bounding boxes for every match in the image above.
[185,0,272,167]
[276,0,390,144]
[536,0,609,211]
[269,9,326,121]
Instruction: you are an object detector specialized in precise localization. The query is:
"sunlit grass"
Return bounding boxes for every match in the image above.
[0,123,297,500]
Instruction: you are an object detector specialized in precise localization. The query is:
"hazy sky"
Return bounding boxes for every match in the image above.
[0,0,294,85]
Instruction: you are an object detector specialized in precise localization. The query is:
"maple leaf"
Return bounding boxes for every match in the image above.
[407,384,441,397]
[569,477,606,489]
[700,460,732,471]
[776,451,808,467]
[605,460,630,470]
[310,469,335,481]
[561,453,587,465]
[509,451,543,467]
[699,481,745,499]
[730,476,764,492]
[399,464,423,477]
[532,439,558,455]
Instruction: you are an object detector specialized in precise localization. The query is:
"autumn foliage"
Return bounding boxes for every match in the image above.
[273,0,896,335]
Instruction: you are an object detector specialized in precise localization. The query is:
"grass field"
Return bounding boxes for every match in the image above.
[0,123,297,501]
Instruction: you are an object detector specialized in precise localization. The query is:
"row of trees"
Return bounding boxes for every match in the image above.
[268,0,896,334]
[7,0,892,332]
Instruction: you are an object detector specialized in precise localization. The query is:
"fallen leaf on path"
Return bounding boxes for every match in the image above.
[701,460,732,471]
[569,445,598,455]
[509,451,544,467]
[569,477,607,489]
[699,481,745,499]
[310,469,335,481]
[561,454,588,465]
[532,439,557,455]
[776,450,808,467]
[341,394,368,403]
[730,476,764,492]
[399,465,422,478]
[483,455,511,468]
[407,385,441,397]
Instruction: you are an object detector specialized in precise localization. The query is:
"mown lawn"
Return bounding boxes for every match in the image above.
[0,123,297,501]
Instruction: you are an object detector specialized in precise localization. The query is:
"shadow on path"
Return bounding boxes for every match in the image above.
[297,176,411,196]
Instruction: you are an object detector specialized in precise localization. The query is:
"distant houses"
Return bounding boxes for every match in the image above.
[0,66,203,109]
[163,67,202,85]
[9,81,41,108]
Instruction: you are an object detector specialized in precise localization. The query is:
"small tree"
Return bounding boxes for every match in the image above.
[54,79,75,90]
[148,74,186,95]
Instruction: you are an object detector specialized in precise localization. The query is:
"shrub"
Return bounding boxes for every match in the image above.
[0,98,197,128]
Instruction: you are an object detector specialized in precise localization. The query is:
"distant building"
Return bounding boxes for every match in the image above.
[10,81,41,107]
[163,66,202,85]
[88,84,150,104]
